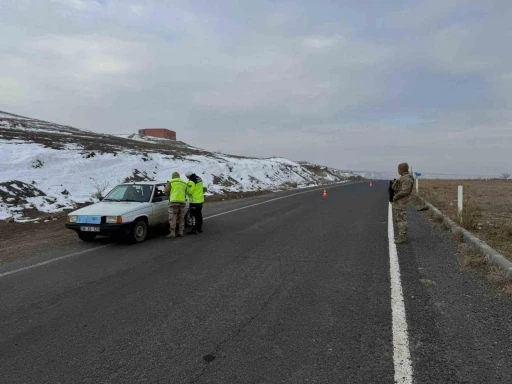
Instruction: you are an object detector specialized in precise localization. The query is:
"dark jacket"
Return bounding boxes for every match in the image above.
[388,180,395,203]
[187,174,205,204]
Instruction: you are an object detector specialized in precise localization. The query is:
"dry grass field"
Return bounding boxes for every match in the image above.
[417,179,512,262]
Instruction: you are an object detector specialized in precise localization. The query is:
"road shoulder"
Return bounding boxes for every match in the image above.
[399,206,512,383]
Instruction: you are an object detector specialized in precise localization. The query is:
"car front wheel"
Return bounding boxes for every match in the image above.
[131,219,148,243]
[78,232,97,242]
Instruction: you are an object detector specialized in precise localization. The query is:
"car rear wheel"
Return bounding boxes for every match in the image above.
[131,219,148,243]
[78,232,97,242]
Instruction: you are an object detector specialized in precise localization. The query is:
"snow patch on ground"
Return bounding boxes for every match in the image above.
[0,139,355,220]
[0,180,71,220]
[1,110,361,221]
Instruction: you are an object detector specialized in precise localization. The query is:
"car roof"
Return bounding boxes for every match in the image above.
[120,181,167,186]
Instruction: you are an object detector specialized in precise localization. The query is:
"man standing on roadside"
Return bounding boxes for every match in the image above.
[392,163,414,244]
[164,172,187,238]
[185,170,205,234]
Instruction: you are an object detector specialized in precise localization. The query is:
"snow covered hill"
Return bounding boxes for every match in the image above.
[0,110,362,221]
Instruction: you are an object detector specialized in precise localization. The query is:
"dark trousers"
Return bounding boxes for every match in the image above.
[190,203,203,231]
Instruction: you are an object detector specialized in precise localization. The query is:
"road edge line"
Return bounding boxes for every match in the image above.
[204,183,351,220]
[0,244,112,279]
[388,203,414,384]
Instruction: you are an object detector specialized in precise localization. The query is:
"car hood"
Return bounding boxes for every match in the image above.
[69,201,151,216]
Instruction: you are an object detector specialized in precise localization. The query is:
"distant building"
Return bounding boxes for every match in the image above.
[138,128,176,141]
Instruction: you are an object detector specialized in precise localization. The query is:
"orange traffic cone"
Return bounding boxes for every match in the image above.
[323,189,327,197]
[369,181,373,187]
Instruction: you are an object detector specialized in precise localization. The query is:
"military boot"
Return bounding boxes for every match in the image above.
[394,236,407,244]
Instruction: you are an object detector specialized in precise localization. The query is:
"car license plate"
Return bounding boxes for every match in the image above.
[77,216,102,224]
[80,226,100,232]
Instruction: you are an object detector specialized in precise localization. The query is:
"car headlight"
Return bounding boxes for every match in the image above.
[67,215,77,223]
[106,216,123,224]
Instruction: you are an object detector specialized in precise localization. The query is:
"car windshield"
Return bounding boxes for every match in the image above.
[103,184,153,203]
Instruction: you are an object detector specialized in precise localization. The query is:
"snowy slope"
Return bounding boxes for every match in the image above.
[0,111,361,220]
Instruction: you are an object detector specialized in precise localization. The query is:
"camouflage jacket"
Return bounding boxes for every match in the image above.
[392,173,414,209]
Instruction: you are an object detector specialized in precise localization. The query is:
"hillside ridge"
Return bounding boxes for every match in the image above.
[0,110,362,221]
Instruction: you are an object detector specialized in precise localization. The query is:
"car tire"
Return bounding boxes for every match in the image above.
[131,219,148,243]
[78,232,97,242]
[185,211,194,228]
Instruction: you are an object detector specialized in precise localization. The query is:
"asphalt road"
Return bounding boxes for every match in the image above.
[1,181,512,383]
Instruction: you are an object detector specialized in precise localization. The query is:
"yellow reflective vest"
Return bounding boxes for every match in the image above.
[169,178,187,203]
[187,176,205,204]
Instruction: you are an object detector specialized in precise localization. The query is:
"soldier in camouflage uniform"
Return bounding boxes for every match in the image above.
[164,172,187,238]
[392,163,415,244]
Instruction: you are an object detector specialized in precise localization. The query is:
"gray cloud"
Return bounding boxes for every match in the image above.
[1,0,511,176]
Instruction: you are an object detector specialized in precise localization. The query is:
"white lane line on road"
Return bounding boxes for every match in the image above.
[0,184,350,279]
[388,203,413,384]
[204,185,341,220]
[0,244,112,279]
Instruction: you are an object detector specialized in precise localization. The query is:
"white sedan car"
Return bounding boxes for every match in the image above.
[65,181,193,243]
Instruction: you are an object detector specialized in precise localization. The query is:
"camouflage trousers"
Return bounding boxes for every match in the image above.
[168,203,185,236]
[394,207,408,239]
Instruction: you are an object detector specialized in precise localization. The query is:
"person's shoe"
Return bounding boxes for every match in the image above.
[177,234,183,238]
[187,229,199,235]
[395,237,407,244]
[197,229,203,233]
[166,233,176,239]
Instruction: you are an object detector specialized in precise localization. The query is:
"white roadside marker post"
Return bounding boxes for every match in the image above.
[458,185,463,225]
[416,178,419,194]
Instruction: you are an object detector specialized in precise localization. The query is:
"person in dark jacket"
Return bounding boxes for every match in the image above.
[185,170,205,234]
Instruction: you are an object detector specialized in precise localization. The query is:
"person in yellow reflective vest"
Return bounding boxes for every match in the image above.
[185,170,205,234]
[164,172,188,238]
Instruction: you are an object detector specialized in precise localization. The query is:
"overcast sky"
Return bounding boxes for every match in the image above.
[1,0,511,176]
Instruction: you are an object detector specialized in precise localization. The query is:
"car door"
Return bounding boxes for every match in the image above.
[151,184,169,225]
